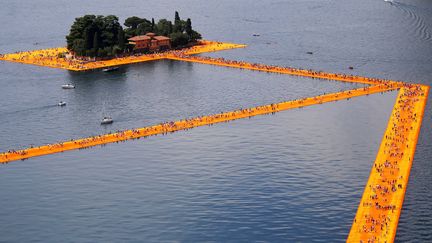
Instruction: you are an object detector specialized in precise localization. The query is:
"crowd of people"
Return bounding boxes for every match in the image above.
[2,80,427,243]
[0,47,168,71]
[0,70,428,243]
[167,51,409,87]
[0,40,408,90]
[0,41,241,71]
[0,83,401,164]
[349,84,428,242]
[0,40,418,92]
[1,38,429,243]
[1,47,77,69]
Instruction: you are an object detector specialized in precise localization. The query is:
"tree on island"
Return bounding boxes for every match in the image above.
[66,11,202,58]
[124,16,152,38]
[66,15,123,57]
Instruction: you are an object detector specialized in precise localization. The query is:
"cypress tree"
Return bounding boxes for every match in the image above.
[174,11,181,32]
[174,11,180,24]
[185,18,192,37]
[118,28,125,49]
[93,32,99,55]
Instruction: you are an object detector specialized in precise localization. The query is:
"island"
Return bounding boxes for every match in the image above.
[66,11,202,58]
[0,11,246,71]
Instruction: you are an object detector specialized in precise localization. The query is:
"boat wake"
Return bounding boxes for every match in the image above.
[1,104,58,118]
[389,1,432,42]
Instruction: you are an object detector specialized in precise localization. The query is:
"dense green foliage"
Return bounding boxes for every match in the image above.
[66,15,124,57]
[66,11,202,57]
[123,11,201,48]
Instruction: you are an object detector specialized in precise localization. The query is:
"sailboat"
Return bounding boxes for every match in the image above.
[100,95,113,125]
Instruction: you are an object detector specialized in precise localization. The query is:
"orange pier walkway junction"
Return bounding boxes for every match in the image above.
[1,43,430,243]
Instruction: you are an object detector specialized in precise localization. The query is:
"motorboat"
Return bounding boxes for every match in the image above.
[58,101,66,106]
[101,117,113,125]
[252,33,260,37]
[307,51,313,55]
[62,84,75,89]
[102,67,119,72]
[384,0,394,4]
[349,66,354,70]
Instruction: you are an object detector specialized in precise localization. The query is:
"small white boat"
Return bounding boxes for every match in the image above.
[102,67,119,72]
[58,101,66,106]
[62,84,75,89]
[101,117,113,125]
[384,0,394,4]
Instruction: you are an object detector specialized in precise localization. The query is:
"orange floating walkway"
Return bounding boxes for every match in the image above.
[347,84,429,243]
[166,54,401,85]
[0,40,246,71]
[1,38,429,242]
[0,84,398,164]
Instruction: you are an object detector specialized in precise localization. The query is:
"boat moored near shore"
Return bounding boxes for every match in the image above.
[102,67,119,72]
[61,84,75,89]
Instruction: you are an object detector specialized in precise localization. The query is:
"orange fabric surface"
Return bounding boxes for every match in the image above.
[347,85,429,243]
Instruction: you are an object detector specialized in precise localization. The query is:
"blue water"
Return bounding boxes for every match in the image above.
[0,0,431,242]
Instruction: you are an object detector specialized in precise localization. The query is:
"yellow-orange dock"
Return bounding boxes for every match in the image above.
[166,55,386,85]
[0,41,430,243]
[347,84,429,242]
[0,40,246,71]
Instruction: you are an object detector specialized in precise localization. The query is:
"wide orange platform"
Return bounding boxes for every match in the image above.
[0,40,246,71]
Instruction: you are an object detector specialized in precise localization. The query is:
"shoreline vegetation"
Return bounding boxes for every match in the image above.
[66,11,202,58]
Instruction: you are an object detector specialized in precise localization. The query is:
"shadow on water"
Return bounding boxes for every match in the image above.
[66,67,128,84]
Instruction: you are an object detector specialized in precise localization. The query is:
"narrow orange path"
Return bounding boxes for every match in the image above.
[166,55,400,85]
[347,84,429,242]
[0,84,397,164]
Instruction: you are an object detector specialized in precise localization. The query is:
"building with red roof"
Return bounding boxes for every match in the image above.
[128,32,171,52]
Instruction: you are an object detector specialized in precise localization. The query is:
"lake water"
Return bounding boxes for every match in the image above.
[0,0,431,242]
